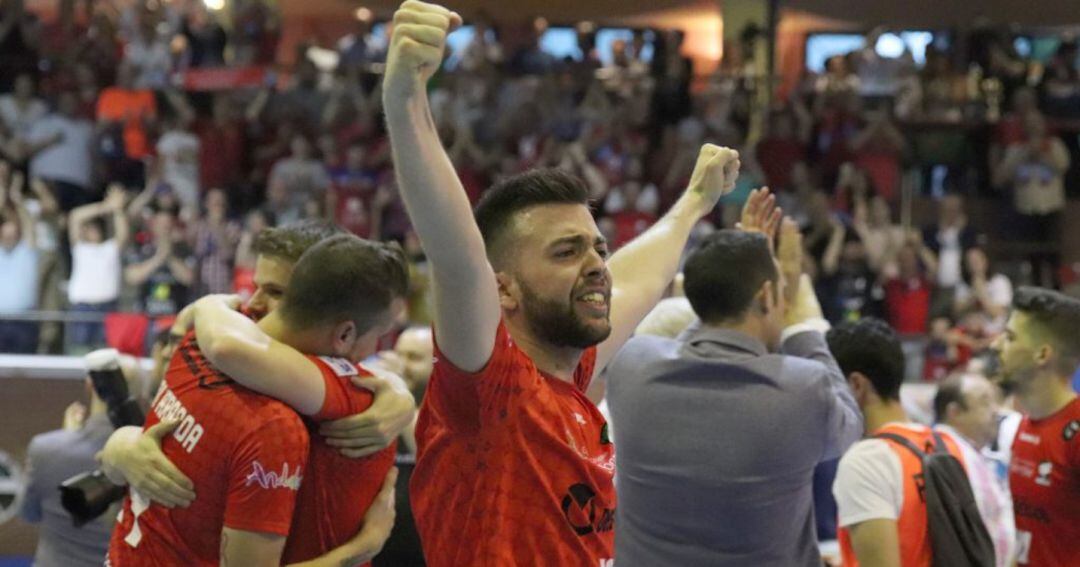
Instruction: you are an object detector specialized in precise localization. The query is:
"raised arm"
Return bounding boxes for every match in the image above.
[593,144,740,377]
[382,2,499,373]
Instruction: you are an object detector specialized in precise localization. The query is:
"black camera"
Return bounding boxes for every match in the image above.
[60,349,145,527]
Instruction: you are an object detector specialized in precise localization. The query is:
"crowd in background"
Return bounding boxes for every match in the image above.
[0,0,1078,384]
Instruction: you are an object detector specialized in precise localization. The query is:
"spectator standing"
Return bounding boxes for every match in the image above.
[934,374,1018,567]
[96,63,157,187]
[23,90,95,210]
[191,188,239,295]
[0,168,40,352]
[922,194,977,317]
[123,206,194,317]
[993,112,1069,287]
[268,134,331,215]
[122,2,172,90]
[0,0,41,93]
[955,246,1013,334]
[67,186,128,351]
[156,91,201,211]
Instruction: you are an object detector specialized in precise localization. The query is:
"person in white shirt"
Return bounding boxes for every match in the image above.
[934,373,1018,567]
[66,186,129,352]
[22,91,95,210]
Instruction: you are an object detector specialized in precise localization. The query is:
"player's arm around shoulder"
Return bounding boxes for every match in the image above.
[188,294,327,415]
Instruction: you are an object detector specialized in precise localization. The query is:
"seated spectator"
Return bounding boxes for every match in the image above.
[933,374,1017,567]
[955,246,1012,334]
[23,90,95,211]
[123,206,194,317]
[67,186,128,352]
[0,168,40,353]
[0,73,47,139]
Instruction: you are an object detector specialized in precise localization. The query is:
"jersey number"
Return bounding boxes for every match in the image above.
[123,491,152,548]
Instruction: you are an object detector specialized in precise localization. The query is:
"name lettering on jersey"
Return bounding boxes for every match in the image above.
[244,460,302,491]
[1018,432,1041,445]
[318,356,359,378]
[1035,461,1053,487]
[152,388,205,453]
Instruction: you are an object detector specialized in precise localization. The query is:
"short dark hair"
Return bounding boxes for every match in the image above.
[826,317,905,401]
[279,234,410,334]
[1013,286,1080,372]
[253,220,346,263]
[933,375,966,423]
[474,168,590,268]
[683,230,778,323]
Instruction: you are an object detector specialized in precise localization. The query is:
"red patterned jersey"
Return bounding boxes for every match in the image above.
[411,321,616,567]
[107,334,309,566]
[1009,397,1080,566]
[282,357,396,564]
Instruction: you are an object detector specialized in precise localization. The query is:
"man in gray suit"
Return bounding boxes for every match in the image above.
[20,356,141,567]
[605,191,863,566]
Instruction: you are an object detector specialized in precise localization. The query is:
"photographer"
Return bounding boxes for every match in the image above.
[19,352,143,567]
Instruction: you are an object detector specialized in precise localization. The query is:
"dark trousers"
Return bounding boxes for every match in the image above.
[0,321,39,353]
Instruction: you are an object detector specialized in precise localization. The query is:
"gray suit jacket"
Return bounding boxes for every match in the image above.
[21,413,115,567]
[605,323,863,567]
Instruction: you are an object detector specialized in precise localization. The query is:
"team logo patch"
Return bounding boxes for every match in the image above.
[1063,420,1079,442]
[318,356,359,378]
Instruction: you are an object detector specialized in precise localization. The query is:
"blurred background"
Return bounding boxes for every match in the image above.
[2,0,1080,563]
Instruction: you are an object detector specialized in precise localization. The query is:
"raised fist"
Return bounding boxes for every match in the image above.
[687,143,740,211]
[384,1,462,95]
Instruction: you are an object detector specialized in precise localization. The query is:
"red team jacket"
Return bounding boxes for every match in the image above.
[411,321,617,567]
[108,333,394,566]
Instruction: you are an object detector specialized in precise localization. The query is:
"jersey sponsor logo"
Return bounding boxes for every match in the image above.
[244,461,302,491]
[1011,458,1037,479]
[1014,499,1051,524]
[1035,461,1053,487]
[561,483,615,536]
[1018,432,1041,445]
[1063,419,1079,442]
[318,356,359,378]
[152,388,205,453]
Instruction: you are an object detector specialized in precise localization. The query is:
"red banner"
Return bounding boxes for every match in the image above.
[174,67,273,91]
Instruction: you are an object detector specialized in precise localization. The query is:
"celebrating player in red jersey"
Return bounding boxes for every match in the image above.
[991,286,1080,566]
[381,2,740,564]
[106,234,410,566]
